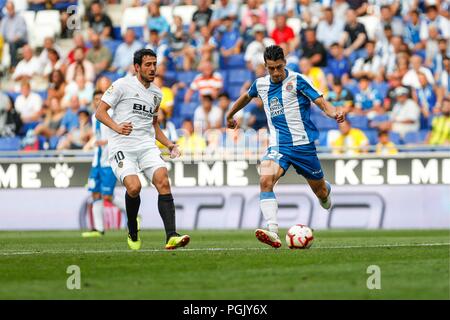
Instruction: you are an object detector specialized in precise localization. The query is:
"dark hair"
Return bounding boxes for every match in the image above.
[93,90,103,97]
[263,45,285,63]
[201,94,214,102]
[133,48,157,66]
[378,130,389,137]
[333,78,342,86]
[218,92,230,100]
[47,48,59,60]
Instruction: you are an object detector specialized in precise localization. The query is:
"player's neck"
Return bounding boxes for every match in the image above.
[136,75,152,89]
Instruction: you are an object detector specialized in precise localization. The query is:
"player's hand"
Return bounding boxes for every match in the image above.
[335,109,345,123]
[117,122,133,135]
[169,144,181,159]
[226,117,237,129]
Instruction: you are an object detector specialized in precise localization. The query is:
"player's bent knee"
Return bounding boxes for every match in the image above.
[260,176,275,191]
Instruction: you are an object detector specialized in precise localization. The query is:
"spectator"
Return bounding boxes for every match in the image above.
[402,54,435,90]
[154,75,174,118]
[95,75,112,94]
[210,0,238,30]
[240,0,267,34]
[65,47,96,83]
[0,92,21,137]
[301,28,327,67]
[190,0,213,34]
[420,5,449,43]
[346,0,368,16]
[63,74,94,109]
[169,16,195,71]
[38,36,62,71]
[375,130,398,155]
[327,79,354,114]
[427,97,450,145]
[66,33,88,65]
[15,80,43,125]
[111,29,143,75]
[56,95,81,138]
[192,25,218,65]
[12,45,41,81]
[424,26,442,70]
[354,76,383,115]
[86,33,112,75]
[0,1,27,68]
[325,43,351,85]
[47,70,67,102]
[271,13,297,52]
[216,15,243,59]
[146,29,170,67]
[193,94,223,132]
[43,48,63,77]
[88,0,113,39]
[331,120,369,155]
[184,60,223,102]
[374,5,404,42]
[340,9,367,61]
[246,98,267,131]
[436,56,449,107]
[57,109,93,150]
[147,1,170,38]
[351,41,383,80]
[217,92,243,128]
[176,118,207,154]
[292,0,322,29]
[384,71,410,111]
[332,0,350,24]
[404,9,423,52]
[156,108,178,150]
[381,86,421,138]
[299,57,328,97]
[244,24,275,71]
[415,72,438,121]
[316,7,345,49]
[33,97,64,140]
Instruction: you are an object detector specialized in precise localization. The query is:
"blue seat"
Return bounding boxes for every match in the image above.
[403,131,424,144]
[180,102,199,119]
[37,90,48,101]
[6,91,20,102]
[103,40,122,58]
[222,54,246,69]
[227,69,253,85]
[175,87,187,103]
[52,1,77,10]
[228,84,243,100]
[164,70,177,86]
[389,131,402,145]
[364,130,378,145]
[112,27,122,41]
[218,69,228,84]
[0,137,22,151]
[128,26,145,41]
[99,71,122,82]
[312,114,338,130]
[347,115,369,129]
[176,71,198,85]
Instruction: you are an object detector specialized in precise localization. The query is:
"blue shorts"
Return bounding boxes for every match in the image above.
[261,143,324,180]
[88,166,117,196]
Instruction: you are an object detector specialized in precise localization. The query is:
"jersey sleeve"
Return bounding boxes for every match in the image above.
[247,79,258,98]
[101,81,123,109]
[296,74,322,101]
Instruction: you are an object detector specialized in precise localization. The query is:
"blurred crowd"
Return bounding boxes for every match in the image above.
[0,0,449,155]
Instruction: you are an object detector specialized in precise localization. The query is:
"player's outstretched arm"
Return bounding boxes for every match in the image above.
[314,96,345,123]
[95,101,132,135]
[226,93,253,129]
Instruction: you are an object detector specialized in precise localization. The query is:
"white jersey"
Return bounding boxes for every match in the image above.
[101,76,162,156]
[91,109,113,168]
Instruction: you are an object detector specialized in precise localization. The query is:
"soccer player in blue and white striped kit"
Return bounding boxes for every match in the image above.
[226,46,345,248]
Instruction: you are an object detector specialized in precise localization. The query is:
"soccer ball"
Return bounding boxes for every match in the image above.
[286,224,314,249]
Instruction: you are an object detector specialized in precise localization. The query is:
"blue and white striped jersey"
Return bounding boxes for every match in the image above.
[91,110,113,168]
[248,69,322,147]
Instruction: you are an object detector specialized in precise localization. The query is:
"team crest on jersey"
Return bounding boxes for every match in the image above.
[269,97,284,117]
[286,82,294,91]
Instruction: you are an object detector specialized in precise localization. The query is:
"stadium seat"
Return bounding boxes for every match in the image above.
[160,5,174,26]
[172,5,197,26]
[176,71,197,85]
[21,10,36,36]
[103,40,122,57]
[228,84,243,100]
[0,137,22,151]
[164,70,177,86]
[218,69,229,84]
[287,18,301,35]
[227,69,253,85]
[112,26,122,40]
[120,6,148,36]
[52,1,77,11]
[180,102,199,119]
[6,91,20,102]
[403,131,428,145]
[30,24,56,48]
[347,115,369,130]
[35,10,61,36]
[128,26,145,41]
[312,113,338,130]
[221,54,246,69]
[364,130,378,145]
[389,132,402,145]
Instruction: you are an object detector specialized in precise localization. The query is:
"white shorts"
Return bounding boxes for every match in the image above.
[109,147,167,183]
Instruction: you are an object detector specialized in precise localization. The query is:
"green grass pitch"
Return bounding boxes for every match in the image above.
[0,229,448,299]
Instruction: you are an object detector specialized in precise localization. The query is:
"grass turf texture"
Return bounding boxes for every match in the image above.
[0,229,448,299]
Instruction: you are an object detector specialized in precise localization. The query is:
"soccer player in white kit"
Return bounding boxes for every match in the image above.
[95,49,190,250]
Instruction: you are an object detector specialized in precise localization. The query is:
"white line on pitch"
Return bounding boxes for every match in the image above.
[0,243,449,256]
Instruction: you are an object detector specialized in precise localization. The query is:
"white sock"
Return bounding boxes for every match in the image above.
[112,197,125,213]
[92,199,104,232]
[260,192,278,234]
